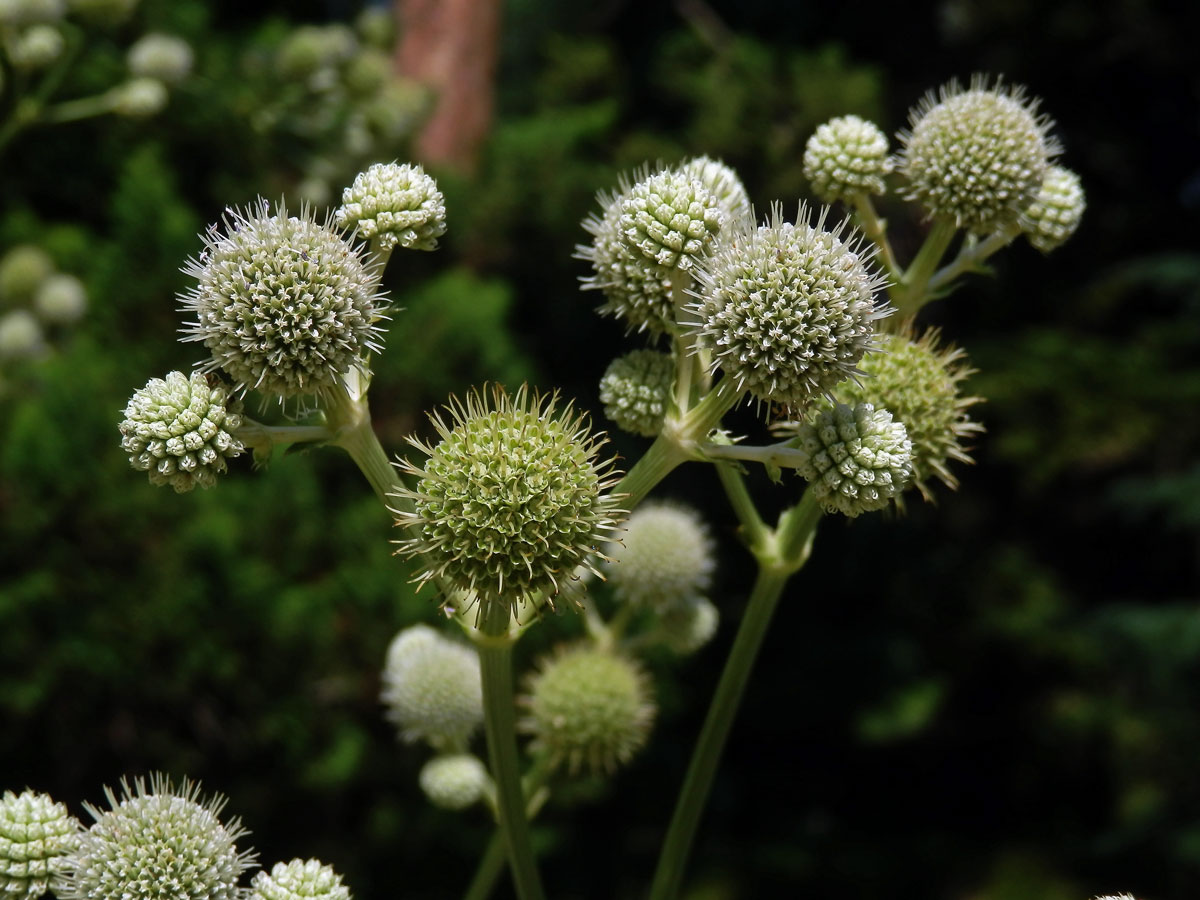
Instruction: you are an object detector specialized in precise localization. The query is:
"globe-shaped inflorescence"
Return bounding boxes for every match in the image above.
[896,76,1058,233]
[334,162,447,252]
[418,755,490,811]
[126,33,193,85]
[618,168,723,272]
[180,200,386,401]
[829,329,982,499]
[520,645,656,775]
[688,204,888,410]
[392,385,625,618]
[0,790,80,900]
[58,775,256,900]
[605,501,714,613]
[803,115,891,203]
[1020,165,1085,253]
[380,624,482,751]
[678,156,753,231]
[657,596,720,656]
[598,349,674,438]
[248,859,349,900]
[119,371,244,493]
[791,402,912,517]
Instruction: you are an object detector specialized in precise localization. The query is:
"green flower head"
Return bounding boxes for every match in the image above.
[803,115,891,203]
[379,624,482,751]
[598,349,674,438]
[249,859,349,900]
[1021,165,1086,253]
[418,755,490,811]
[605,501,715,612]
[0,789,80,900]
[618,168,723,272]
[334,162,447,252]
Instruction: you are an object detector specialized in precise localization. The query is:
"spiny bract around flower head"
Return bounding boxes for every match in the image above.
[618,168,723,271]
[688,204,888,410]
[334,162,447,252]
[59,774,256,900]
[379,624,482,751]
[605,501,715,612]
[598,349,674,438]
[1021,165,1085,253]
[418,755,490,811]
[897,75,1058,233]
[803,115,891,203]
[792,402,912,517]
[119,371,244,493]
[249,859,349,900]
[392,385,625,618]
[181,200,386,401]
[0,789,80,900]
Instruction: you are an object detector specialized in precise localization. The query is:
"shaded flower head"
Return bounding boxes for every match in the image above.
[598,349,674,438]
[249,859,349,900]
[618,168,723,271]
[418,755,490,811]
[335,162,447,252]
[0,789,80,900]
[803,115,891,203]
[604,501,715,612]
[379,624,482,751]
[1021,165,1085,252]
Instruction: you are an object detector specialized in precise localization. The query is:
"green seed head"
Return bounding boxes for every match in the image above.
[598,349,674,438]
[689,204,888,410]
[119,371,244,493]
[249,859,349,900]
[392,385,625,618]
[791,402,912,517]
[59,775,256,900]
[126,34,193,85]
[0,790,80,900]
[418,755,490,811]
[605,501,714,612]
[380,625,482,751]
[181,201,386,401]
[520,645,656,774]
[897,76,1058,233]
[803,115,891,203]
[618,168,723,271]
[1021,165,1085,253]
[32,273,86,325]
[335,162,447,252]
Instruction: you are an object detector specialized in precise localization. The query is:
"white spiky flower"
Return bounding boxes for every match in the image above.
[249,859,349,900]
[334,162,446,252]
[618,168,723,271]
[598,349,674,438]
[803,115,891,202]
[0,790,80,900]
[605,501,714,612]
[380,625,483,751]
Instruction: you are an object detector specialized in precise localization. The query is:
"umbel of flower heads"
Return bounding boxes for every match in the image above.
[0,789,80,900]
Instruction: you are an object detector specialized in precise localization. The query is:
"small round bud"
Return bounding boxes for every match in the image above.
[418,755,490,811]
[792,402,912,517]
[335,162,446,252]
[65,0,138,25]
[689,204,888,409]
[380,625,483,751]
[605,501,714,612]
[1021,165,1085,253]
[181,201,386,400]
[249,859,349,900]
[32,273,86,325]
[657,596,719,655]
[598,349,674,438]
[0,0,64,27]
[0,245,54,306]
[109,78,168,118]
[831,329,982,499]
[9,25,64,70]
[803,115,890,203]
[0,310,45,361]
[619,169,723,271]
[520,645,656,774]
[897,76,1058,233]
[59,775,256,900]
[0,790,81,900]
[119,371,244,493]
[678,156,753,230]
[392,385,625,618]
[127,34,193,86]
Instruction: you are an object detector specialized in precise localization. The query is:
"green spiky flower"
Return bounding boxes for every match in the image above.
[249,859,349,900]
[181,201,386,400]
[59,775,256,900]
[605,501,714,612]
[897,76,1058,233]
[0,790,80,900]
[418,755,490,811]
[831,329,982,499]
[334,162,447,252]
[618,168,723,271]
[520,645,656,774]
[679,156,753,230]
[689,204,888,409]
[598,349,674,438]
[392,385,624,617]
[379,625,482,751]
[803,115,891,202]
[792,402,912,517]
[1021,165,1085,252]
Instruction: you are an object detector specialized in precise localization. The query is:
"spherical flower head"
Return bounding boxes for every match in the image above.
[335,162,447,252]
[127,34,194,85]
[598,349,674,438]
[792,402,912,517]
[181,200,386,401]
[678,156,753,231]
[0,790,81,900]
[619,168,723,271]
[119,371,244,493]
[897,76,1058,233]
[1021,165,1085,253]
[65,0,138,24]
[392,385,625,618]
[33,273,86,325]
[59,775,256,900]
[109,78,168,118]
[657,596,719,655]
[10,25,64,70]
[803,115,891,203]
[0,244,54,306]
[380,625,483,750]
[0,0,64,27]
[418,755,490,811]
[249,859,349,900]
[0,310,45,361]
[605,501,714,612]
[831,329,982,499]
[520,645,656,774]
[689,204,888,410]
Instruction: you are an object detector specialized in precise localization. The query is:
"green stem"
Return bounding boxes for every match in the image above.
[925,224,1020,296]
[888,217,957,326]
[700,440,809,471]
[713,461,770,553]
[38,91,114,125]
[669,272,697,415]
[323,376,404,507]
[463,832,507,900]
[850,193,901,282]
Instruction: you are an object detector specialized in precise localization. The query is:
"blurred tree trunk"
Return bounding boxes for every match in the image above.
[393,0,501,173]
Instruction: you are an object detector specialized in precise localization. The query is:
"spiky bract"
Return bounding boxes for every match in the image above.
[418,755,490,811]
[618,168,723,271]
[605,501,714,612]
[598,349,674,438]
[334,162,446,252]
[380,625,482,751]
[249,859,349,900]
[0,790,80,900]
[803,115,891,202]
[181,200,386,400]
[392,385,624,617]
[1021,165,1085,252]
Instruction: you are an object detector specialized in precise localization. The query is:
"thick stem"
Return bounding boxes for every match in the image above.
[323,378,405,507]
[925,224,1021,295]
[462,832,507,900]
[850,193,901,282]
[713,461,769,553]
[888,217,957,326]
